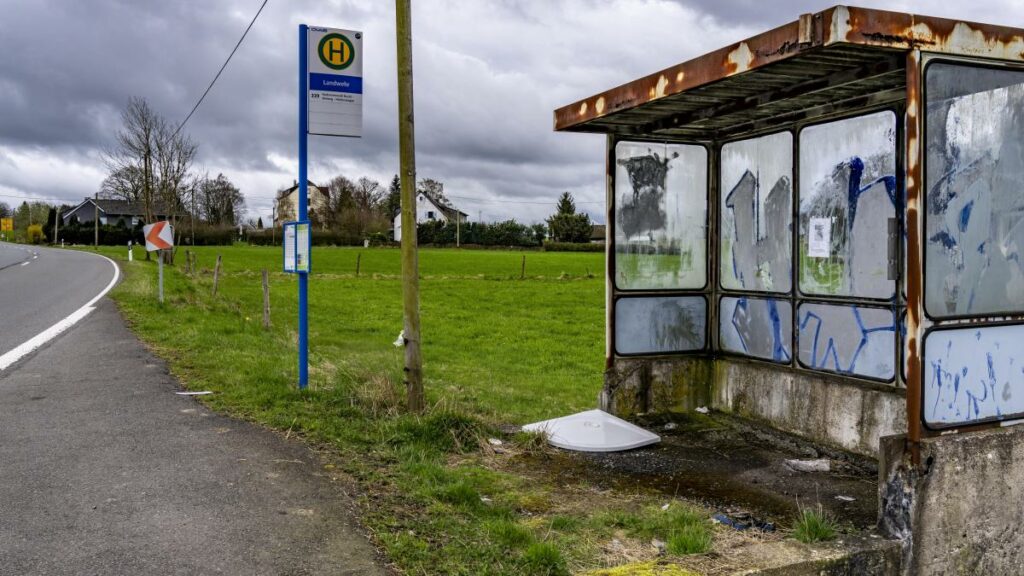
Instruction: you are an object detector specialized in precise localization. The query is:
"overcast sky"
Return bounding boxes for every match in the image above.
[1,0,1020,225]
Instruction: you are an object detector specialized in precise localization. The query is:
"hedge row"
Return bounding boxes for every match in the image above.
[542,241,604,252]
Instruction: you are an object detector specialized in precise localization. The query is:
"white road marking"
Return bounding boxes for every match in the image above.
[0,251,120,372]
[20,261,29,267]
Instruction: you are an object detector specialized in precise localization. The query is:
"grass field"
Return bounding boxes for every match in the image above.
[120,245,606,424]
[78,245,735,574]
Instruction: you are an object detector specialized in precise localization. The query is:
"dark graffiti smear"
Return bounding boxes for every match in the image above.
[616,150,678,239]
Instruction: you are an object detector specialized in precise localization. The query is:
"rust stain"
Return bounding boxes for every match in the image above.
[553,19,803,131]
[726,42,755,74]
[835,5,1024,58]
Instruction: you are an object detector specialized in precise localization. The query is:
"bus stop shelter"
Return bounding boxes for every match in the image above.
[556,7,1024,573]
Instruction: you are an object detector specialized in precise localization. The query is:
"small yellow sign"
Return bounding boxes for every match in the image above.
[0,218,12,232]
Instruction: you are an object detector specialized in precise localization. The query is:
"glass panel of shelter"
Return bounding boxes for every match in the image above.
[609,109,906,383]
[611,142,710,356]
[922,59,1024,429]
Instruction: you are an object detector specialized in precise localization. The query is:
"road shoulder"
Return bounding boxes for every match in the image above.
[0,299,389,575]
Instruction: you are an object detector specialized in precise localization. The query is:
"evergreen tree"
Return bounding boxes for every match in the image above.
[546,192,592,243]
[386,174,401,218]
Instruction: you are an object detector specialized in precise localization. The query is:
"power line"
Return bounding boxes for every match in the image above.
[0,192,68,203]
[171,0,270,140]
[444,194,603,206]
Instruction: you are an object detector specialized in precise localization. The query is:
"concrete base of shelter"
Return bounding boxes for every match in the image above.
[879,426,1024,576]
[601,357,906,458]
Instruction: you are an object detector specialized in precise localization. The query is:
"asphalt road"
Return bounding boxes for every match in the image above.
[0,243,116,361]
[0,248,386,575]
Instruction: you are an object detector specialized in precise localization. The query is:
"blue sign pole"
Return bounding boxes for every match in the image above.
[297,24,309,389]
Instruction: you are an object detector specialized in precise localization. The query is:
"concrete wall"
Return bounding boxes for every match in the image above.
[602,356,906,457]
[879,426,1024,575]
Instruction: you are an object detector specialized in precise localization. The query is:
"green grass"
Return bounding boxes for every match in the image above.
[75,244,716,574]
[666,524,713,555]
[593,504,712,556]
[792,504,838,543]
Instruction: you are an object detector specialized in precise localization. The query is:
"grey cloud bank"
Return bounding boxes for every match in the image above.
[0,0,1020,223]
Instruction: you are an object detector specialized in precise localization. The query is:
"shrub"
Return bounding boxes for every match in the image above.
[26,224,45,244]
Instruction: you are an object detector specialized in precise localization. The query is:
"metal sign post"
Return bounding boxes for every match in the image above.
[295,23,363,390]
[143,221,174,304]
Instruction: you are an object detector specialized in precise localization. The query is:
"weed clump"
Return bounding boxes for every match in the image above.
[793,504,838,543]
[521,542,568,576]
[666,523,712,555]
[486,519,535,549]
[392,410,484,453]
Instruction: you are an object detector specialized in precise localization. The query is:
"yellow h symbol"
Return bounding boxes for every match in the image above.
[325,38,347,65]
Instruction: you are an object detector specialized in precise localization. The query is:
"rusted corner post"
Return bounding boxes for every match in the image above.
[904,49,924,466]
[604,134,615,371]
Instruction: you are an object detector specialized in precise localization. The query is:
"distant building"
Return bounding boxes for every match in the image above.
[590,224,606,244]
[61,198,170,227]
[393,190,468,242]
[275,180,329,227]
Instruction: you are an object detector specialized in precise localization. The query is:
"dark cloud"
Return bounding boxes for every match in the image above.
[2,0,1019,222]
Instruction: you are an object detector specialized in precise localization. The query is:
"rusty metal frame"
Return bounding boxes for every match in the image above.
[555,6,1024,134]
[903,49,924,459]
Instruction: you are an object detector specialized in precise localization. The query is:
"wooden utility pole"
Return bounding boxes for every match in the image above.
[94,193,99,249]
[396,0,424,412]
[53,207,60,246]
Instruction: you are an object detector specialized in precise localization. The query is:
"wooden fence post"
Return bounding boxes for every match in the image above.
[212,254,222,296]
[520,254,526,280]
[356,253,362,277]
[184,250,191,275]
[262,269,270,328]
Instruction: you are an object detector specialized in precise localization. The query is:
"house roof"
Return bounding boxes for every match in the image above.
[553,6,1024,138]
[420,190,468,220]
[277,180,326,199]
[590,224,606,242]
[63,198,170,222]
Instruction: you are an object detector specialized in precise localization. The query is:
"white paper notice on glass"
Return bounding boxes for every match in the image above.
[808,217,832,258]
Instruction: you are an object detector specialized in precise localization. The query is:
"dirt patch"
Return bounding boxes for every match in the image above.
[507,412,878,531]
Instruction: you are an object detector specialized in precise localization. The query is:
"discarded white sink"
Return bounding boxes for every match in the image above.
[521,409,660,452]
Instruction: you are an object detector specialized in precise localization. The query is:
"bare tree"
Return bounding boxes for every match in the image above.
[417,178,451,208]
[105,97,159,223]
[104,97,197,222]
[99,165,144,202]
[154,120,198,229]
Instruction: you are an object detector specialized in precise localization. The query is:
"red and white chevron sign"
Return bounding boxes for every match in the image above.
[143,221,174,252]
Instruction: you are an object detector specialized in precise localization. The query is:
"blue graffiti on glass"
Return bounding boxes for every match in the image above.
[925,324,1024,427]
[798,303,895,379]
[720,296,792,363]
